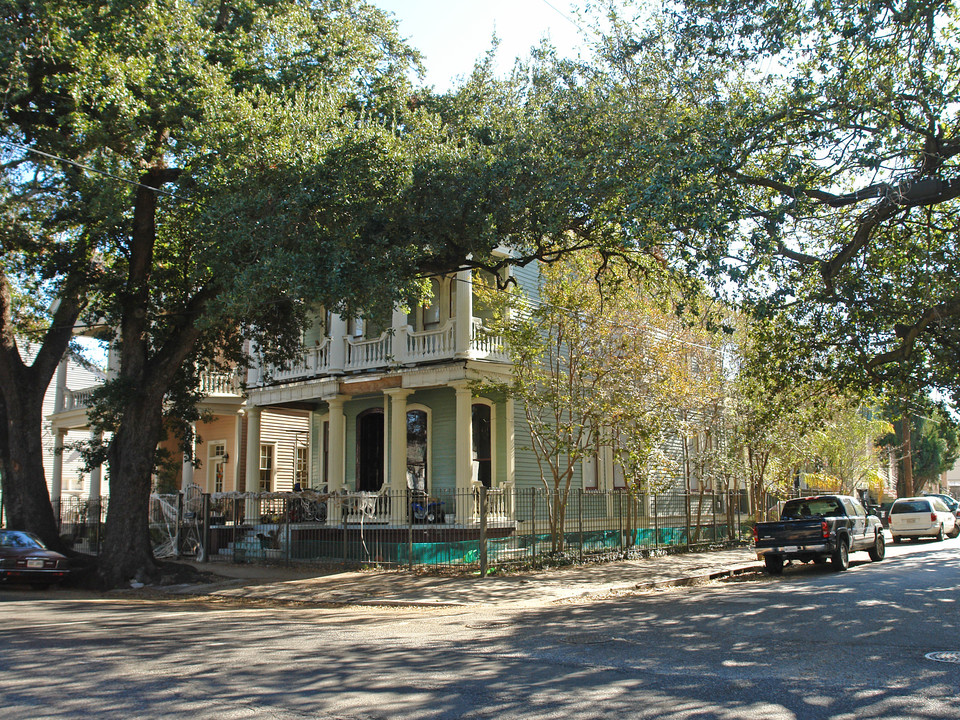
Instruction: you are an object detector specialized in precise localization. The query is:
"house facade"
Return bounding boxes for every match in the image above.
[242,265,524,523]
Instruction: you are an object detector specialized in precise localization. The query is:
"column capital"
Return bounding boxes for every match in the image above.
[383,387,413,401]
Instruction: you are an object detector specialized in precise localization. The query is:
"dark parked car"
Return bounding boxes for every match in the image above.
[754,495,885,574]
[0,530,71,588]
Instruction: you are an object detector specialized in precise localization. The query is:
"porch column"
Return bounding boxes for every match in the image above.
[54,358,67,412]
[505,397,515,486]
[454,382,474,521]
[327,315,348,373]
[385,388,413,523]
[50,429,65,507]
[87,429,102,523]
[326,396,346,525]
[244,407,262,524]
[454,268,473,357]
[391,306,409,365]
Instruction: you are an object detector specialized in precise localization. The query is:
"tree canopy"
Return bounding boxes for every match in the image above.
[596,0,960,403]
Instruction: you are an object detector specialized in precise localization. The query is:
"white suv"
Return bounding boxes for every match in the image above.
[889,497,959,543]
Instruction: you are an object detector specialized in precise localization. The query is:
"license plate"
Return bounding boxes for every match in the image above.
[782,546,798,552]
[26,559,43,569]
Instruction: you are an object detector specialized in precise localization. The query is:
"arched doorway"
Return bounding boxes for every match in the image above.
[472,403,492,487]
[356,408,384,491]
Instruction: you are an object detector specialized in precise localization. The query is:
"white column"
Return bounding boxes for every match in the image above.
[54,358,67,412]
[328,314,348,373]
[326,397,346,492]
[454,269,473,357]
[244,407,262,493]
[50,430,65,505]
[454,382,473,521]
[244,407,262,524]
[391,306,409,365]
[385,388,412,522]
[326,396,346,525]
[505,397,515,486]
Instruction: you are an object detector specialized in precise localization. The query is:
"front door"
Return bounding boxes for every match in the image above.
[356,409,384,492]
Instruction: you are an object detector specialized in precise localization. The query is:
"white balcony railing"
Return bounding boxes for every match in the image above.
[271,339,331,382]
[471,320,510,362]
[64,386,99,411]
[346,333,393,371]
[198,370,242,396]
[254,318,510,385]
[406,323,456,361]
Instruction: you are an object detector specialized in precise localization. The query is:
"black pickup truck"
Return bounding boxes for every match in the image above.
[754,495,886,574]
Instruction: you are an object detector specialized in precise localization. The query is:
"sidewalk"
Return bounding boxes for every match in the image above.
[160,546,763,608]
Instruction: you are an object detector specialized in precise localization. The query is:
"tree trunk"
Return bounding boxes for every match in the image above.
[0,274,84,550]
[0,388,63,549]
[98,395,166,586]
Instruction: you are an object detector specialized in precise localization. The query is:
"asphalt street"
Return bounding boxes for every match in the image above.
[1,536,958,719]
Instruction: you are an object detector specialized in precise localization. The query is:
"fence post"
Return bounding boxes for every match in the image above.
[578,488,584,563]
[712,490,718,543]
[408,488,414,571]
[175,492,184,558]
[341,495,348,566]
[737,488,743,542]
[653,493,660,552]
[620,490,623,551]
[201,493,210,563]
[685,491,691,550]
[530,487,537,560]
[232,498,240,564]
[479,485,488,577]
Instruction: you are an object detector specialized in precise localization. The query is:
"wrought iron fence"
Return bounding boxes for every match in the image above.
[147,487,752,572]
[54,495,107,555]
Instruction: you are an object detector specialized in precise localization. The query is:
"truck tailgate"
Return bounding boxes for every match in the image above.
[755,519,825,547]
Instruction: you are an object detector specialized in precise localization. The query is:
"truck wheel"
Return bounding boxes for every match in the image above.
[831,538,849,571]
[892,535,902,544]
[764,555,784,575]
[949,524,960,539]
[868,532,885,562]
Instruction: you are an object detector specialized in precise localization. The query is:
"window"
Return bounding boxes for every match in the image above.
[584,454,599,491]
[472,403,492,487]
[295,446,308,490]
[407,409,428,492]
[209,442,226,493]
[259,444,274,492]
[348,317,363,338]
[423,278,441,329]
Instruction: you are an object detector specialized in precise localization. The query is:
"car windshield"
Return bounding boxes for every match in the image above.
[782,498,843,518]
[891,500,931,514]
[0,530,45,549]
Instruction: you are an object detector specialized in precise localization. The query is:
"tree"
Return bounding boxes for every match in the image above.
[479,250,725,551]
[882,402,960,496]
[0,0,443,584]
[653,0,960,401]
[804,402,893,499]
[2,2,690,584]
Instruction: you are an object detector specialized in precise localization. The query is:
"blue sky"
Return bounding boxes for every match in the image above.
[371,1,591,90]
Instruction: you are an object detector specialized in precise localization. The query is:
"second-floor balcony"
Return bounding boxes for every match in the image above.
[60,370,242,412]
[257,319,509,386]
